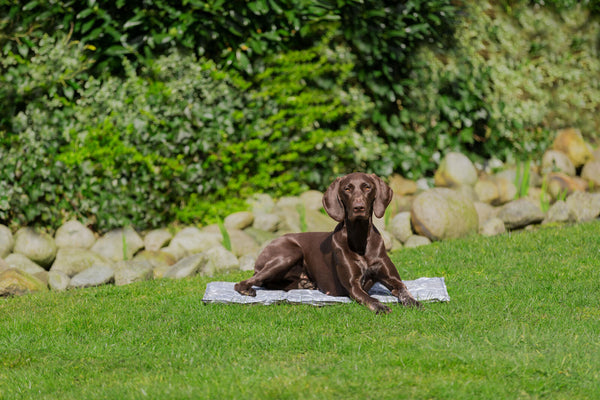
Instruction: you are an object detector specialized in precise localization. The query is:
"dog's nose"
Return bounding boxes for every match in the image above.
[353,205,366,213]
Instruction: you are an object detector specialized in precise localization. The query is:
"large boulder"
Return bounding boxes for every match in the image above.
[163,253,207,279]
[91,227,144,262]
[113,260,153,286]
[411,188,479,241]
[552,128,592,167]
[0,224,14,258]
[54,220,96,249]
[5,253,46,275]
[201,247,240,276]
[69,265,115,288]
[0,268,48,296]
[13,227,57,269]
[541,150,576,176]
[434,152,478,188]
[166,226,222,258]
[581,160,600,188]
[143,229,172,252]
[389,212,413,243]
[497,199,545,230]
[50,247,112,277]
[565,192,600,222]
[224,211,254,230]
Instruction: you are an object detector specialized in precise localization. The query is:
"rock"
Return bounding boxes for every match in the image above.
[0,268,48,296]
[133,250,176,270]
[143,229,172,251]
[305,209,338,232]
[228,229,260,258]
[54,220,96,249]
[48,270,70,291]
[541,150,576,176]
[50,247,112,277]
[113,260,153,286]
[474,178,499,204]
[13,227,57,269]
[163,253,207,279]
[542,200,575,224]
[5,253,46,275]
[246,193,276,215]
[404,235,431,248]
[91,227,144,262]
[252,213,280,232]
[201,247,240,276]
[547,173,587,199]
[581,160,600,188]
[565,192,600,222]
[473,201,497,227]
[168,226,222,258]
[552,128,591,167]
[497,199,545,230]
[224,211,254,230]
[0,224,14,258]
[300,190,325,211]
[243,227,278,247]
[592,148,600,161]
[411,188,479,241]
[389,212,413,243]
[0,257,8,272]
[494,177,518,205]
[69,265,115,288]
[239,254,256,272]
[380,229,393,251]
[479,217,506,236]
[434,152,478,187]
[388,174,418,196]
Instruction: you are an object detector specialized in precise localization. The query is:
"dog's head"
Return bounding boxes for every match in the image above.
[322,173,393,222]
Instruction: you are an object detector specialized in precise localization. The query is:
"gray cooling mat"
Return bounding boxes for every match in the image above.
[202,277,450,306]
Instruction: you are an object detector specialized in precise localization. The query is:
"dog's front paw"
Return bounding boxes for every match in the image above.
[234,282,257,297]
[398,291,423,308]
[368,300,392,314]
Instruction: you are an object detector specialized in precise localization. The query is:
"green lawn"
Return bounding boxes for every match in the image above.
[1,221,600,399]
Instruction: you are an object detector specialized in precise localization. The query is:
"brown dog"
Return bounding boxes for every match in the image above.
[234,172,421,313]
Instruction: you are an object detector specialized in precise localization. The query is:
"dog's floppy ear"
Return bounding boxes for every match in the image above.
[322,177,345,222]
[372,174,393,219]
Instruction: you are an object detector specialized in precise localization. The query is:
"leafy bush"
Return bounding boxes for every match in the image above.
[399,0,600,172]
[0,32,379,231]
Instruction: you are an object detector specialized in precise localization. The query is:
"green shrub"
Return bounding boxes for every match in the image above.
[0,32,379,231]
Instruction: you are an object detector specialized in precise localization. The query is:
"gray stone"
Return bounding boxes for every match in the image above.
[13,227,57,268]
[0,268,48,296]
[91,227,144,262]
[541,150,576,176]
[228,229,260,258]
[70,265,115,288]
[239,254,256,272]
[542,200,575,224]
[565,192,600,222]
[133,250,176,270]
[243,227,278,247]
[581,160,600,188]
[50,247,112,277]
[163,253,207,279]
[390,212,413,243]
[201,247,240,276]
[114,260,153,286]
[143,229,172,251]
[497,199,545,230]
[473,201,497,227]
[55,220,96,249]
[411,188,479,241]
[0,224,14,258]
[168,226,222,257]
[224,211,255,230]
[474,178,499,204]
[246,193,275,215]
[252,213,280,232]
[5,253,46,275]
[300,190,325,211]
[305,209,337,232]
[434,152,478,187]
[0,257,8,272]
[479,217,506,236]
[404,235,431,248]
[48,270,70,291]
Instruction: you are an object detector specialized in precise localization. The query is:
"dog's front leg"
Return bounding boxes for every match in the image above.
[335,257,391,314]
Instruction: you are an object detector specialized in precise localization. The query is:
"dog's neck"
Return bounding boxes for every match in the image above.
[344,217,371,255]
